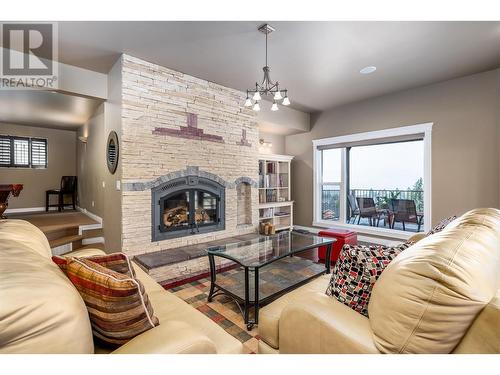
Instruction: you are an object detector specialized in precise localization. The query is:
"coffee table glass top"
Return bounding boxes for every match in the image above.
[206,231,336,267]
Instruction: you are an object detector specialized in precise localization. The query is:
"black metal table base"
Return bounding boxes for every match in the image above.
[207,243,333,331]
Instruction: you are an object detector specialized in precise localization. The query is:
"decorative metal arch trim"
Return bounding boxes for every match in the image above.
[123,166,247,192]
[234,176,258,188]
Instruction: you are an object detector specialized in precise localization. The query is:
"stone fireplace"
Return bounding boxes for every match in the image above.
[119,54,259,282]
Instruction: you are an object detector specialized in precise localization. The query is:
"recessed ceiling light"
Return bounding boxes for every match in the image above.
[360,66,377,75]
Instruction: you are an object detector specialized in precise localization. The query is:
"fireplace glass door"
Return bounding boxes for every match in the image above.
[153,175,225,241]
[161,191,191,231]
[194,190,218,227]
[160,189,220,234]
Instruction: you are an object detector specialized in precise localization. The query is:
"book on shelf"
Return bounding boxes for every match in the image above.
[266,162,277,174]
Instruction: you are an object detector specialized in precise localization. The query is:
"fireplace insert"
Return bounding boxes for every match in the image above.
[152,176,225,241]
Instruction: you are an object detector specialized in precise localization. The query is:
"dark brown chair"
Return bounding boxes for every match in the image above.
[347,194,360,224]
[46,176,77,212]
[356,197,382,226]
[390,198,423,232]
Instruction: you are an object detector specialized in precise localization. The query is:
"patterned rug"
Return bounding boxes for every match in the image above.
[168,271,260,354]
[167,255,328,353]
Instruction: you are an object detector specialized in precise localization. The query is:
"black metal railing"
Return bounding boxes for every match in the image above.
[321,188,340,221]
[321,187,424,222]
[350,189,423,212]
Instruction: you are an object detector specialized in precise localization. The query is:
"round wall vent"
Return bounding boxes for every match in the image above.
[106,131,119,174]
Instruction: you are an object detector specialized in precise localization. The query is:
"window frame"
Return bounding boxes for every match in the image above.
[0,135,48,169]
[312,123,433,239]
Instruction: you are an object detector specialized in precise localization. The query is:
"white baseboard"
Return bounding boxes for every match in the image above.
[293,225,401,246]
[51,243,72,256]
[76,206,103,224]
[5,206,58,214]
[82,237,105,245]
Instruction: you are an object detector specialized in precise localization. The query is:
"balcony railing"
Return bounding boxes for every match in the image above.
[321,187,424,232]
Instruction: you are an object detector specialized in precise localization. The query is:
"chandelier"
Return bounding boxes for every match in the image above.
[244,24,290,112]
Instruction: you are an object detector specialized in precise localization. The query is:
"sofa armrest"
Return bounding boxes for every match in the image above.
[452,290,500,353]
[408,233,427,243]
[279,292,380,354]
[63,248,106,258]
[111,321,217,354]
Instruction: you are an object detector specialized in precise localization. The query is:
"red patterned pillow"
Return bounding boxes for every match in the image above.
[326,243,412,317]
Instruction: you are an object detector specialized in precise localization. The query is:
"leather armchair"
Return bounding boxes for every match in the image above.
[258,208,500,354]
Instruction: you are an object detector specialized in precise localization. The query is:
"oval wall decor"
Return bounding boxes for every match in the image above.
[106,131,119,174]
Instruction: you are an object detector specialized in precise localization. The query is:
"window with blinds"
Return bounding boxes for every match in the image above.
[0,135,47,168]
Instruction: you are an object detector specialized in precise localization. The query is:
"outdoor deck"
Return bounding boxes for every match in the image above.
[321,188,424,233]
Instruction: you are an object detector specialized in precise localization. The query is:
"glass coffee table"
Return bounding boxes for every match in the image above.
[206,231,336,330]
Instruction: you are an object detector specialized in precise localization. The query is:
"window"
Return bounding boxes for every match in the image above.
[313,124,432,235]
[0,135,47,168]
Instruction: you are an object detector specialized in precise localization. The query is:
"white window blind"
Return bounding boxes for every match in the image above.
[0,135,47,168]
[13,138,29,166]
[0,136,11,166]
[31,138,47,168]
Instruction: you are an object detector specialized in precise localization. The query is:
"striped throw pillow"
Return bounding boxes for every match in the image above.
[54,256,159,346]
[52,252,136,278]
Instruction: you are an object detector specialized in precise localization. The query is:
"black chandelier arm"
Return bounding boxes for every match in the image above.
[247,86,287,97]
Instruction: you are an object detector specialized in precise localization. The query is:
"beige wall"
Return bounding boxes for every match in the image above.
[286,69,500,227]
[102,57,123,252]
[0,123,76,210]
[77,104,105,217]
[258,131,286,155]
[497,69,500,205]
[76,58,123,253]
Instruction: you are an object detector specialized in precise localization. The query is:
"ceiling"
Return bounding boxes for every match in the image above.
[52,21,500,113]
[0,91,103,130]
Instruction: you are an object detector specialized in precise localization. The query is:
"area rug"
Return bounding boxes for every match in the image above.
[168,270,260,354]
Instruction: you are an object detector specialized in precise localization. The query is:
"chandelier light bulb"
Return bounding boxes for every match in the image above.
[271,101,279,111]
[252,102,261,111]
[273,91,282,100]
[252,92,261,101]
[282,96,290,106]
[244,97,252,107]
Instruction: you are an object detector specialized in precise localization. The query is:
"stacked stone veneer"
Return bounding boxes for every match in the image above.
[120,55,259,276]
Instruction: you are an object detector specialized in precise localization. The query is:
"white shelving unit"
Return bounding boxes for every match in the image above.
[258,154,294,231]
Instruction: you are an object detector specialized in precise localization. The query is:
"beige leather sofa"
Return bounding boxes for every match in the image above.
[258,208,500,354]
[0,219,243,354]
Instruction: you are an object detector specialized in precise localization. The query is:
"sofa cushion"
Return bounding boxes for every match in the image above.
[369,208,500,353]
[0,220,94,354]
[131,262,243,354]
[259,275,330,349]
[326,243,412,317]
[58,257,159,346]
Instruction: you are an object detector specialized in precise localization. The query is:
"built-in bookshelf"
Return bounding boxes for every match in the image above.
[258,154,294,231]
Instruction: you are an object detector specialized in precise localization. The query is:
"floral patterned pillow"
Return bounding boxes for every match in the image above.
[326,243,412,317]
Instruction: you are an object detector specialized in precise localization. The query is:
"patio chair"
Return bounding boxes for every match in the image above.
[347,194,360,224]
[390,198,423,232]
[355,197,382,226]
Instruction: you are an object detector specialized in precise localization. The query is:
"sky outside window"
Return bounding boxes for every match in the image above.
[349,140,424,190]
